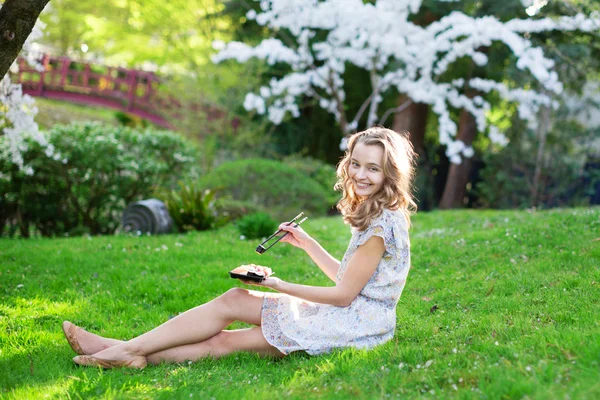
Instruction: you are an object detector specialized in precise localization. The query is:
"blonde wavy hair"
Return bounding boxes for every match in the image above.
[335,126,417,231]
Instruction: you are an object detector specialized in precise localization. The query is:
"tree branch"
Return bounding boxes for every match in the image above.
[547,41,590,82]
[378,99,413,126]
[306,64,327,102]
[366,68,381,127]
[327,69,348,134]
[0,0,50,79]
[350,59,385,128]
[350,91,375,128]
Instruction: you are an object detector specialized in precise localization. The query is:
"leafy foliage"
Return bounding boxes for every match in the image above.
[213,198,265,222]
[159,182,220,233]
[0,123,201,237]
[236,212,277,239]
[282,154,340,208]
[113,111,149,128]
[39,0,227,68]
[474,113,600,208]
[198,158,331,221]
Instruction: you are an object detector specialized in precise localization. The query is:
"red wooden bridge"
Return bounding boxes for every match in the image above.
[13,55,228,130]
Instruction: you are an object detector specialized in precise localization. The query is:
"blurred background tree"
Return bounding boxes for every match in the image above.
[408,0,600,209]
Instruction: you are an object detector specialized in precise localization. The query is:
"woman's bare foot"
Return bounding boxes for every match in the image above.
[62,321,123,355]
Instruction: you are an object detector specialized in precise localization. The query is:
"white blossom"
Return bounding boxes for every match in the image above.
[1,13,51,172]
[446,140,466,158]
[244,93,266,114]
[462,146,475,158]
[246,9,257,20]
[489,126,510,146]
[339,136,348,151]
[213,0,599,163]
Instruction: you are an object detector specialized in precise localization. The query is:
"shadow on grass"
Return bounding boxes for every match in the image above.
[0,345,77,392]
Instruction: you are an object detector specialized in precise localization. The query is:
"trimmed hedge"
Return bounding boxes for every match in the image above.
[199,158,331,221]
[282,154,339,207]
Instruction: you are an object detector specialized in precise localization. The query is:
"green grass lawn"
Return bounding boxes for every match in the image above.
[1,208,599,399]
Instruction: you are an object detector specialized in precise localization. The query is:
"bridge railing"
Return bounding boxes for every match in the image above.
[14,55,175,127]
[13,55,240,131]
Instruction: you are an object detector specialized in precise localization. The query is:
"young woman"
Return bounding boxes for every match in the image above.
[63,126,417,368]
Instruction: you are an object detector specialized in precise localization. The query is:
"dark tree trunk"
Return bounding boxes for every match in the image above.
[532,105,551,206]
[16,207,30,238]
[439,108,477,209]
[391,94,429,156]
[0,0,50,79]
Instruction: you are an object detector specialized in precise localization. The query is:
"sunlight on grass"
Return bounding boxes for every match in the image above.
[0,297,88,355]
[4,377,74,400]
[1,297,85,319]
[166,365,191,377]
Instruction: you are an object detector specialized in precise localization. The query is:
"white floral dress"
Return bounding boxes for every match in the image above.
[260,208,411,355]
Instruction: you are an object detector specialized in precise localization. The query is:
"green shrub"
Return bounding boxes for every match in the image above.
[159,182,219,232]
[114,111,149,128]
[0,123,201,237]
[236,212,277,239]
[282,154,339,207]
[214,198,265,222]
[198,158,331,221]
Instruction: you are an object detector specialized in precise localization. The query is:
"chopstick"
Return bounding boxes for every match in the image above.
[255,213,308,254]
[259,212,304,243]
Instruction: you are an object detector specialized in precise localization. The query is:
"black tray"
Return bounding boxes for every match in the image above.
[229,271,266,283]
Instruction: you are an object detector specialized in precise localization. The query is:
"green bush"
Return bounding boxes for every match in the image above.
[159,182,220,232]
[114,111,149,128]
[198,158,331,221]
[214,198,265,222]
[0,123,201,237]
[282,154,339,207]
[236,212,277,239]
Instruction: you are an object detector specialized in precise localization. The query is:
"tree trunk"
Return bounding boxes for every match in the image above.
[531,105,551,206]
[0,0,50,79]
[439,108,477,209]
[16,206,30,238]
[391,94,429,156]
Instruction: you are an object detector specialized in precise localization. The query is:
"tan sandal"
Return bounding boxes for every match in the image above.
[72,354,147,369]
[62,321,85,355]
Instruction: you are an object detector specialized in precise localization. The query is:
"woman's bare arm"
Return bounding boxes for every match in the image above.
[276,223,341,281]
[259,236,385,307]
[302,238,341,281]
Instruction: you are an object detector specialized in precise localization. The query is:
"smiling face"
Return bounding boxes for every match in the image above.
[348,142,385,198]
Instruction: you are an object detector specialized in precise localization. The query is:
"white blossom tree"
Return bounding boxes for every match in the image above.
[213,0,599,206]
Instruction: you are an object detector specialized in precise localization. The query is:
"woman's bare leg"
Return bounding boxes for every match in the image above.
[83,288,268,361]
[70,323,283,361]
[146,327,283,364]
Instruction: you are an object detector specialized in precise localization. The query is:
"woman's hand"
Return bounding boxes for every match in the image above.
[278,222,312,250]
[241,277,282,290]
[257,276,282,290]
[235,264,281,289]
